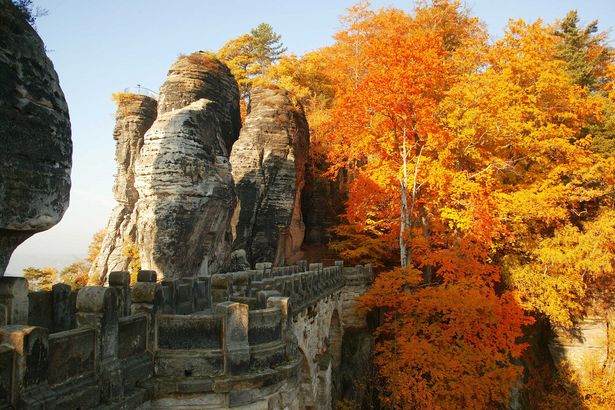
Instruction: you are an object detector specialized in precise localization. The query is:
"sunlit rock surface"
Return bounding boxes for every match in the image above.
[90,94,157,283]
[230,87,309,266]
[0,1,71,275]
[134,53,240,280]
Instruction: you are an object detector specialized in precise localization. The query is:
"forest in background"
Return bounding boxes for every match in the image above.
[23,1,614,408]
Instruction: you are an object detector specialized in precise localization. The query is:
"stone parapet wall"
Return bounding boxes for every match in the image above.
[0,273,151,409]
[0,259,365,409]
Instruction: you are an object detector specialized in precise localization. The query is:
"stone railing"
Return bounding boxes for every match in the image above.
[0,259,361,408]
[0,273,151,409]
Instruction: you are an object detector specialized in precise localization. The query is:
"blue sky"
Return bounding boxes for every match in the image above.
[6,0,615,275]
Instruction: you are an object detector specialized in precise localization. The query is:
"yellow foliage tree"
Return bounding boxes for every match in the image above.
[22,266,57,291]
[217,23,286,105]
[123,239,141,284]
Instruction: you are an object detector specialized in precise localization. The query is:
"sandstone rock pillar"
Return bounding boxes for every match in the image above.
[134,53,240,280]
[230,87,310,266]
[90,94,157,284]
[0,1,72,275]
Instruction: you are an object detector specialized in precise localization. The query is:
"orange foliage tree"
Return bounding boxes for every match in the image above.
[319,0,615,407]
[233,2,614,406]
[321,1,535,408]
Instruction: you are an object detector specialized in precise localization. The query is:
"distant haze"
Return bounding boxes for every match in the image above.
[6,253,84,277]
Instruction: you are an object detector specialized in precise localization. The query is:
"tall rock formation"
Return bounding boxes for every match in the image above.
[230,87,309,266]
[134,53,241,280]
[90,94,157,283]
[0,1,71,275]
[302,169,346,251]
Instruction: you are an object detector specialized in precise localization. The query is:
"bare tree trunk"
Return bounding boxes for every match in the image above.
[399,177,407,268]
[399,127,409,268]
[406,144,423,267]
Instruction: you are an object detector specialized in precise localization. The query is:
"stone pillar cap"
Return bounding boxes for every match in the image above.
[137,270,157,283]
[76,286,116,313]
[108,271,130,287]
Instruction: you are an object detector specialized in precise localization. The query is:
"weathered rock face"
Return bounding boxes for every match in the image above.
[549,312,614,382]
[230,88,309,266]
[157,53,241,153]
[134,53,240,280]
[0,1,72,275]
[302,169,346,247]
[90,94,157,283]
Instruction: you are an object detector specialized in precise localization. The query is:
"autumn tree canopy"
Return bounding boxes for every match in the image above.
[275,0,615,408]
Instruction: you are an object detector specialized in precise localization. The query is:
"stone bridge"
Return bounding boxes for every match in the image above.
[0,261,373,409]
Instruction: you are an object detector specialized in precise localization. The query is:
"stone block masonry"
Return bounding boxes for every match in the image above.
[0,260,373,409]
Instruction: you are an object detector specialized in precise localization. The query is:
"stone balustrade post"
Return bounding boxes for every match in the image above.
[109,271,131,317]
[273,277,285,295]
[247,268,263,282]
[137,270,157,283]
[309,262,323,273]
[292,275,302,304]
[255,262,273,278]
[161,279,179,314]
[322,269,330,289]
[267,296,291,348]
[0,325,55,407]
[215,301,250,375]
[0,277,28,325]
[365,264,374,282]
[177,279,194,314]
[211,274,231,304]
[256,290,281,309]
[76,286,123,403]
[267,295,295,362]
[283,277,294,297]
[310,271,319,294]
[196,276,211,311]
[297,260,307,272]
[333,267,340,286]
[249,280,263,298]
[131,282,162,353]
[300,273,311,301]
[51,283,72,332]
[261,277,275,292]
[230,271,250,297]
